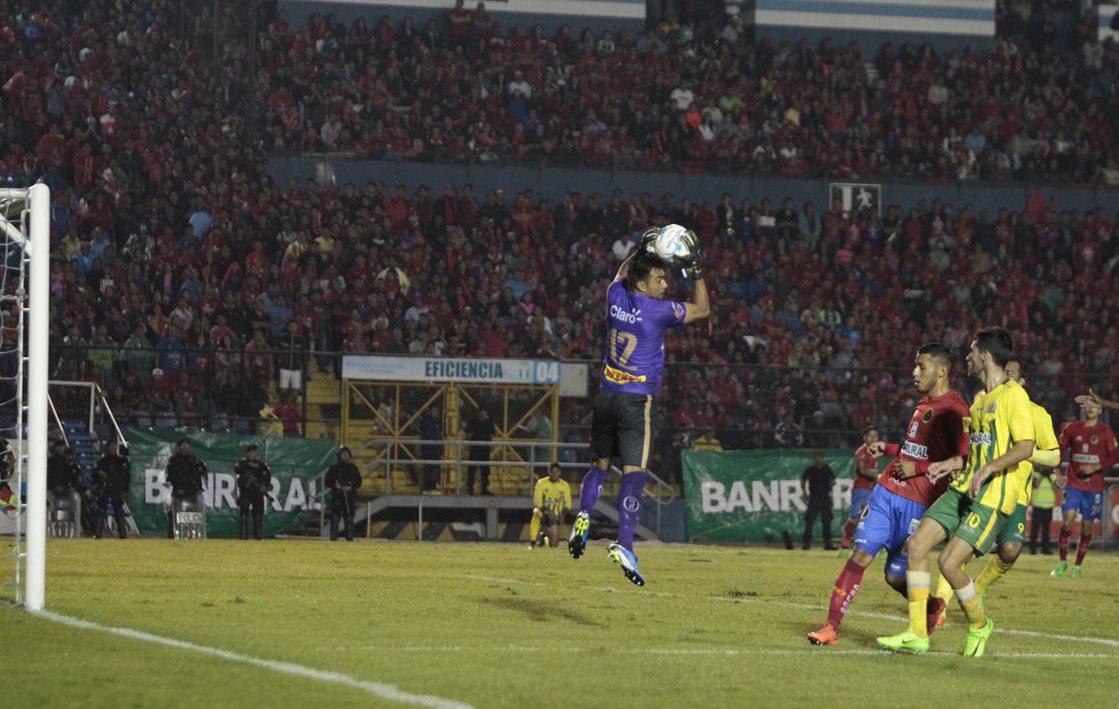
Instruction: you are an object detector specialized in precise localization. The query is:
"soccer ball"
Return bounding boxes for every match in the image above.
[652,224,694,264]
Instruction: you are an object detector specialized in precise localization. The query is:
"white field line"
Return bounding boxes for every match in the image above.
[461,575,1119,650]
[33,610,474,709]
[339,643,1119,661]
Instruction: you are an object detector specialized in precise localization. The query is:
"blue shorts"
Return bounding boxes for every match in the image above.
[848,487,873,519]
[1062,488,1103,522]
[853,486,928,577]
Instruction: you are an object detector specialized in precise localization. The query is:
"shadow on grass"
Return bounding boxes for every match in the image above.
[480,597,601,626]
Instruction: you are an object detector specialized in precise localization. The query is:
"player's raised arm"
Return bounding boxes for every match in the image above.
[1075,388,1119,411]
[614,227,659,284]
[683,277,709,324]
[678,230,709,324]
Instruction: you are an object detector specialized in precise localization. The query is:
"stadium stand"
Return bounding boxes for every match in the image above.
[257,2,1119,182]
[3,0,1117,487]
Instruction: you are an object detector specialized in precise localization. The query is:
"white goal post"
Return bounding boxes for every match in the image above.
[0,184,49,611]
[26,184,49,611]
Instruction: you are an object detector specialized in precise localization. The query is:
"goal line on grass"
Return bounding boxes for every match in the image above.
[34,610,474,709]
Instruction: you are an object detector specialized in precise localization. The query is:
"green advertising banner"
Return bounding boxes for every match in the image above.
[683,449,857,543]
[127,430,337,538]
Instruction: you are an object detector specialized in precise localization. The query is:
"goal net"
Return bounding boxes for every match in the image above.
[0,184,50,610]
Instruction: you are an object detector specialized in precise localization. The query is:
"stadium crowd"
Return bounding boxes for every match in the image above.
[255,1,1119,183]
[2,0,1117,453]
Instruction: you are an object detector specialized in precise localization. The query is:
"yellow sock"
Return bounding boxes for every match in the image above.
[974,556,1013,595]
[906,570,931,638]
[529,514,541,544]
[933,573,953,605]
[955,581,987,629]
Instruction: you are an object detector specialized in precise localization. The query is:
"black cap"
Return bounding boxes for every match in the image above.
[245,443,258,452]
[177,437,191,447]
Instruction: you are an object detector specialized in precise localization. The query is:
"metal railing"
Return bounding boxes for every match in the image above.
[52,345,1117,453]
[314,438,676,537]
[47,380,127,448]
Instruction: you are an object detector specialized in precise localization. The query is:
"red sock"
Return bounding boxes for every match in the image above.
[826,560,865,629]
[1075,533,1092,566]
[1058,528,1070,561]
[841,518,857,549]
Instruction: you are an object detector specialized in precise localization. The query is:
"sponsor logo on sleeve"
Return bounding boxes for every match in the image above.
[671,302,685,319]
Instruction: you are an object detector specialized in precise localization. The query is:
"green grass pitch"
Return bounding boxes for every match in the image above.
[2,539,1117,708]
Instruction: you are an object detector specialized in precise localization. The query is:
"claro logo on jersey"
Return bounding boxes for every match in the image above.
[610,305,640,324]
[1071,453,1101,464]
[901,441,929,460]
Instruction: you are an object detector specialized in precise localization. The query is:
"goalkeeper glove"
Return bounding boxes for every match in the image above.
[679,230,703,278]
[638,227,659,256]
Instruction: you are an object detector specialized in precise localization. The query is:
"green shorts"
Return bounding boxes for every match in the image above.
[996,503,1028,545]
[924,488,1005,555]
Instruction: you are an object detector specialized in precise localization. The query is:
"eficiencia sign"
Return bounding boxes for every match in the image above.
[341,355,561,385]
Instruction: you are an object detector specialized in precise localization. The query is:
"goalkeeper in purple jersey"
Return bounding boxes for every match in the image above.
[568,227,709,586]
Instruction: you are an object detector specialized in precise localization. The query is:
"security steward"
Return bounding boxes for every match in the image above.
[165,438,207,538]
[93,439,131,539]
[324,446,361,541]
[235,443,273,540]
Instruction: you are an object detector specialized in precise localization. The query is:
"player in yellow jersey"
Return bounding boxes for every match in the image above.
[930,357,1061,621]
[529,463,572,548]
[878,327,1034,657]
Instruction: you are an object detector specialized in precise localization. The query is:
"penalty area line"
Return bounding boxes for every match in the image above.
[33,610,474,709]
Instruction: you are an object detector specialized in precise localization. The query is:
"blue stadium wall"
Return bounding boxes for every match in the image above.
[279,0,997,52]
[278,0,648,35]
[269,157,1118,217]
[743,0,996,50]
